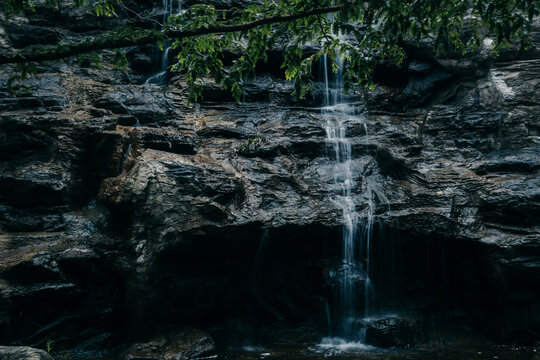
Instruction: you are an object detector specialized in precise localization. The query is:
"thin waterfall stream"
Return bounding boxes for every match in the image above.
[320,53,376,347]
[145,0,182,85]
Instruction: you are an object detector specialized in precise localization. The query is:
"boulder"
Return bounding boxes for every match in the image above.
[362,317,424,348]
[0,346,54,360]
[123,329,214,360]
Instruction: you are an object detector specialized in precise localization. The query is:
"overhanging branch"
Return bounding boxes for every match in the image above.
[0,4,343,65]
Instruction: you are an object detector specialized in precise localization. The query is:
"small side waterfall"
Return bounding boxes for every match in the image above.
[320,53,375,346]
[145,0,181,85]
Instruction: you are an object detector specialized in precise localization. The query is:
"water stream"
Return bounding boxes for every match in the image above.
[320,53,375,345]
[145,0,182,85]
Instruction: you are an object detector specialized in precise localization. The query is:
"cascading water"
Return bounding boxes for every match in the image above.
[145,0,182,85]
[320,52,376,346]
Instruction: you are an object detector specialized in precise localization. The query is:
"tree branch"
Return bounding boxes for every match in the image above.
[119,2,163,27]
[0,4,344,65]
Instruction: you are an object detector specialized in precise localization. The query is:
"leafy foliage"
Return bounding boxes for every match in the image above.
[45,339,54,354]
[1,0,539,101]
[7,62,36,93]
[236,134,266,155]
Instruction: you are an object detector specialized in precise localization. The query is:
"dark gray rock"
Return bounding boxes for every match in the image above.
[123,328,214,360]
[362,317,424,348]
[6,23,59,48]
[408,60,433,76]
[404,68,453,106]
[0,346,54,360]
[0,3,538,356]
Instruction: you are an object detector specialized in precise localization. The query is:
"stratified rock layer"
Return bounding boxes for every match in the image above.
[0,2,538,356]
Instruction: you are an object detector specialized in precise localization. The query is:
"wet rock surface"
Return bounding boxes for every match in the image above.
[0,2,539,358]
[362,317,424,348]
[123,328,214,360]
[0,346,54,360]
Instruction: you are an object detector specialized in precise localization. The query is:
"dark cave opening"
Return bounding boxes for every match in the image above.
[141,221,505,345]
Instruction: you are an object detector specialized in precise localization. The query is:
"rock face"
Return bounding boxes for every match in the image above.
[0,346,54,360]
[0,1,539,357]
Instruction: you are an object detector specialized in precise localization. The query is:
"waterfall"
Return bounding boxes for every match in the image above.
[321,52,375,345]
[145,0,182,85]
